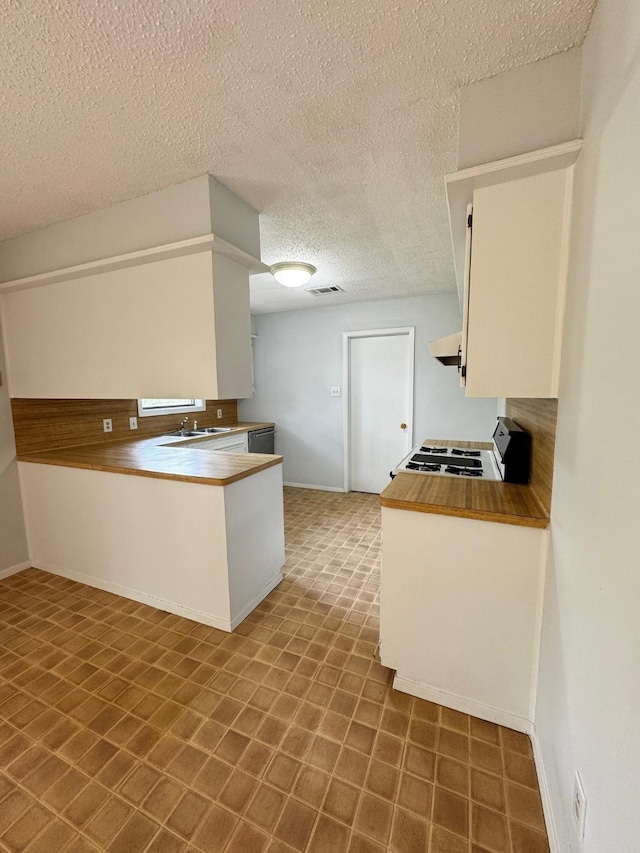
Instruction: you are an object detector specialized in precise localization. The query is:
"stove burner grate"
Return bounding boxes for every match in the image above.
[445,466,483,477]
[407,462,441,472]
[420,446,448,454]
[450,448,482,457]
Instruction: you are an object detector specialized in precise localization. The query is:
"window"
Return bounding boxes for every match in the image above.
[137,399,206,417]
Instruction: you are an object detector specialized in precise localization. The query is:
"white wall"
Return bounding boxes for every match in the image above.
[207,177,261,261]
[0,318,28,574]
[0,175,260,283]
[534,2,640,850]
[458,48,582,169]
[239,294,498,489]
[0,176,211,282]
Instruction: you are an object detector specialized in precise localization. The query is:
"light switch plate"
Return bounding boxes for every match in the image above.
[129,417,138,430]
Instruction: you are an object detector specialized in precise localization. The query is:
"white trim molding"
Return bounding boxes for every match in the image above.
[0,561,31,581]
[342,326,415,493]
[0,233,269,294]
[392,674,533,735]
[284,482,346,493]
[445,139,583,187]
[531,729,561,853]
[32,559,234,631]
[30,559,281,633]
[137,399,206,418]
[229,572,283,631]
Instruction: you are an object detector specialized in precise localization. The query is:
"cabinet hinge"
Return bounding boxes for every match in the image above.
[467,213,473,228]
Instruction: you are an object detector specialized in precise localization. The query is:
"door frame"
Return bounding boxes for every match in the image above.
[342,327,415,493]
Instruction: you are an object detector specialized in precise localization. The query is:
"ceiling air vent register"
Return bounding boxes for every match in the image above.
[306,285,345,295]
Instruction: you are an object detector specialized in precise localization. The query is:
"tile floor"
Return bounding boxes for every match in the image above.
[0,487,550,852]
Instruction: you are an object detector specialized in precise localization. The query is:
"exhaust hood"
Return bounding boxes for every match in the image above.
[429,331,461,366]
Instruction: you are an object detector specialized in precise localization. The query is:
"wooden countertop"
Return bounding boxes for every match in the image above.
[380,439,549,529]
[16,423,282,487]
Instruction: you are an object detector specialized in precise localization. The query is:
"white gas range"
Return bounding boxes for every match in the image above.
[393,443,502,480]
[391,418,532,483]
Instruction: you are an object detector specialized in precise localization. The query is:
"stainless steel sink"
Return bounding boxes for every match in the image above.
[168,427,236,437]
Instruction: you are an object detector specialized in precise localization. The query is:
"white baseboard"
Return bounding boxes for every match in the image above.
[392,674,533,735]
[229,571,283,631]
[0,560,31,581]
[32,559,235,632]
[284,482,346,493]
[530,727,560,853]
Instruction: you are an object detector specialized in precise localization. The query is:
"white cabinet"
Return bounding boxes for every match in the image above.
[380,506,547,730]
[0,238,258,400]
[462,169,572,397]
[446,141,582,398]
[191,433,248,453]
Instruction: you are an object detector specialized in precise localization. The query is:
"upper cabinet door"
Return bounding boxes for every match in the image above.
[463,168,573,398]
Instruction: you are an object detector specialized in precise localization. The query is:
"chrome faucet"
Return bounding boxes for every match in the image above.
[179,417,189,435]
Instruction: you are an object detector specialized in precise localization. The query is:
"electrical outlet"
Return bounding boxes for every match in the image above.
[103,418,113,433]
[573,771,587,842]
[217,409,223,419]
[331,386,341,397]
[129,417,138,430]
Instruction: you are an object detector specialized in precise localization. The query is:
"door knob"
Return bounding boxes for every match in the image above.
[400,423,407,430]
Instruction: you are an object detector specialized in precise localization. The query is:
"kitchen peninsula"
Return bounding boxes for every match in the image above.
[0,177,286,632]
[17,428,285,633]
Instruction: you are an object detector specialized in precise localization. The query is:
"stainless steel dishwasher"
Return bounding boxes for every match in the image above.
[248,426,275,454]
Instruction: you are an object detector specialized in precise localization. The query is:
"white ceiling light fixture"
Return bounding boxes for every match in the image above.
[270,261,317,288]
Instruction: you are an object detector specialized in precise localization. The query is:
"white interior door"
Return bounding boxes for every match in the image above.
[347,328,414,494]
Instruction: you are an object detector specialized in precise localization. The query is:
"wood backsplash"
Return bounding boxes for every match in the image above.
[505,398,558,516]
[11,399,238,454]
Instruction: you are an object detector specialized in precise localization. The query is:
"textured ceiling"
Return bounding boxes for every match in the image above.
[0,0,596,313]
